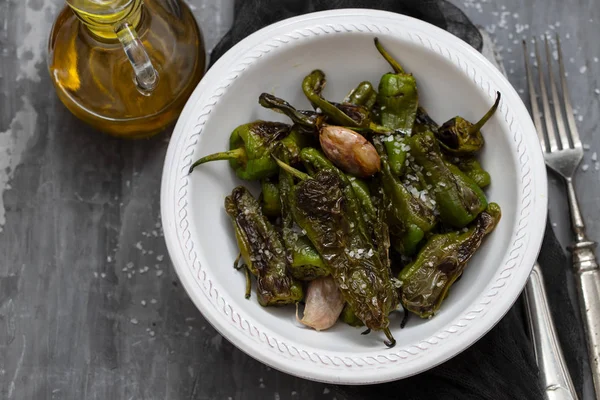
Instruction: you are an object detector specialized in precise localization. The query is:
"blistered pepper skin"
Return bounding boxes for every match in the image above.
[408,131,488,228]
[224,186,303,307]
[189,121,292,181]
[289,170,398,347]
[399,203,501,318]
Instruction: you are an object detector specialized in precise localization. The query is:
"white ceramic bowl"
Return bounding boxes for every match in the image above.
[161,9,547,384]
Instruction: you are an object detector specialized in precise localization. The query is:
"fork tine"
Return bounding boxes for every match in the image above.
[534,38,559,152]
[545,36,571,149]
[523,40,547,152]
[556,34,583,149]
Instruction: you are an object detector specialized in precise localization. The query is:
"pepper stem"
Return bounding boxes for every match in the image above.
[383,328,396,348]
[273,156,311,181]
[259,93,315,128]
[242,266,251,299]
[189,147,247,174]
[233,252,242,270]
[469,91,501,134]
[400,311,410,329]
[374,37,405,74]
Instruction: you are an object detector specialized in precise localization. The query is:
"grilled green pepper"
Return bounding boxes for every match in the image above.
[373,139,437,256]
[374,38,419,135]
[300,147,376,227]
[189,121,290,180]
[415,106,439,134]
[302,70,392,134]
[293,170,398,347]
[374,38,419,176]
[258,93,322,130]
[344,81,378,110]
[224,186,303,306]
[399,203,501,318]
[408,131,488,228]
[451,157,491,188]
[340,303,365,327]
[277,163,397,346]
[260,178,281,217]
[279,161,329,281]
[437,92,501,155]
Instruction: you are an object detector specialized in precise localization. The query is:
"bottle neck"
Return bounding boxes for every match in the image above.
[69,0,143,39]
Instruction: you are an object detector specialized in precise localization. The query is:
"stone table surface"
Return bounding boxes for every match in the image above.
[1,0,599,399]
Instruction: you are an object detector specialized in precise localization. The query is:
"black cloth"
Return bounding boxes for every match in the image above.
[209,2,587,399]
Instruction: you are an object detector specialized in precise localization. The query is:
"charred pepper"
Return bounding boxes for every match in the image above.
[189,121,291,180]
[260,178,281,217]
[436,92,501,155]
[450,157,491,188]
[399,203,501,318]
[278,159,329,282]
[302,70,392,134]
[258,93,322,130]
[373,139,437,256]
[408,131,488,228]
[292,170,398,347]
[224,186,303,306]
[373,38,419,176]
[344,81,378,110]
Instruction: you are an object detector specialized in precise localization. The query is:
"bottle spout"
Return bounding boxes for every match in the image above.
[116,22,158,93]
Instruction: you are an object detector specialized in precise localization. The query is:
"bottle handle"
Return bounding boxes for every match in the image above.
[115,22,158,93]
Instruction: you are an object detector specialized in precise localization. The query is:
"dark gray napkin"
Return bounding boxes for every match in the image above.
[209,1,586,399]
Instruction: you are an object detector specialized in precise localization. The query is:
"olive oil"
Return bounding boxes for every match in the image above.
[48,0,206,138]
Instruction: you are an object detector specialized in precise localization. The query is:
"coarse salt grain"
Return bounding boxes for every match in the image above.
[100,273,106,278]
[583,143,591,150]
[595,89,600,95]
[592,152,597,161]
[156,255,164,262]
[582,164,589,172]
[577,115,584,122]
[141,300,147,306]
[93,272,98,278]
[130,318,139,325]
[580,66,588,74]
[151,299,157,304]
[595,162,600,171]
[156,270,164,277]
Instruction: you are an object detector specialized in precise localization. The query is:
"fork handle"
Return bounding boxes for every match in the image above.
[571,240,600,399]
[525,263,579,400]
[565,179,600,399]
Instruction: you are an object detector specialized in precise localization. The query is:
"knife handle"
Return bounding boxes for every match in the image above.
[571,240,600,400]
[524,262,579,400]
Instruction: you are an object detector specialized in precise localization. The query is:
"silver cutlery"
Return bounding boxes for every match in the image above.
[524,34,600,400]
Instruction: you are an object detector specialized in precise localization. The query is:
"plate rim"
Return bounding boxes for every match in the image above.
[161,8,548,384]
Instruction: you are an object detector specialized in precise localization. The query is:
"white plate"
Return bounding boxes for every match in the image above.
[161,9,547,384]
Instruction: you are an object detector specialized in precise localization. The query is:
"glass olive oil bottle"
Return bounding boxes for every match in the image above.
[48,0,206,138]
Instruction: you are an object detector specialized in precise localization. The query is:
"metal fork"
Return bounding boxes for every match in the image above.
[524,34,600,399]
